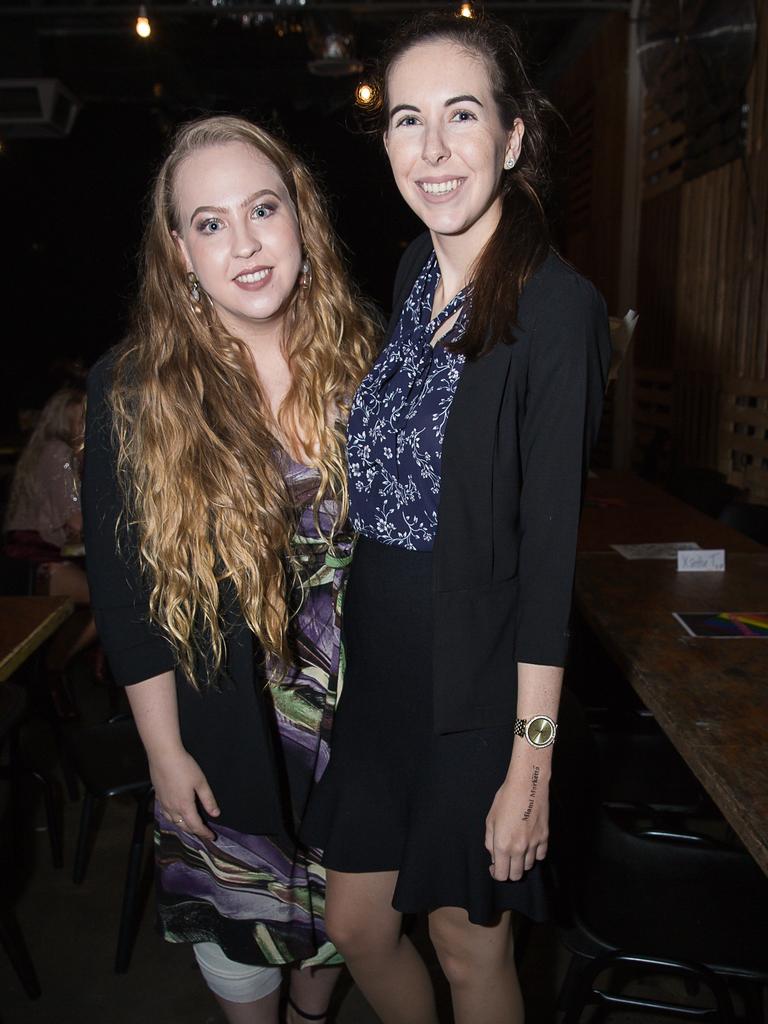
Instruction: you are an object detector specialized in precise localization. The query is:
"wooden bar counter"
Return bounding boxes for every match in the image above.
[580,470,764,554]
[576,472,768,875]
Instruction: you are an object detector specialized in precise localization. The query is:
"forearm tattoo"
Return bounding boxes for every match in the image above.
[522,765,540,821]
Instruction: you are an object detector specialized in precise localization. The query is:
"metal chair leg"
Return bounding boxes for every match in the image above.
[740,980,766,1024]
[560,953,602,1024]
[31,769,62,869]
[49,718,80,802]
[114,787,153,974]
[72,793,97,884]
[0,900,41,999]
[557,952,593,1014]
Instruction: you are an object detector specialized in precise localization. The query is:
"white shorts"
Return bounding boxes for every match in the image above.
[193,942,282,1004]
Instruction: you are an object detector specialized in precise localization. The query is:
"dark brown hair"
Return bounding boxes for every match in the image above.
[374,11,555,359]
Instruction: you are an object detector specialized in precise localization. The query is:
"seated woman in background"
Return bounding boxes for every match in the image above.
[83,115,377,1024]
[4,386,96,715]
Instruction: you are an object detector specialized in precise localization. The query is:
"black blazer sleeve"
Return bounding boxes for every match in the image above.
[514,274,610,666]
[83,353,177,685]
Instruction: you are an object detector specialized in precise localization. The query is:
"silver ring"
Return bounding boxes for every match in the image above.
[175,816,184,825]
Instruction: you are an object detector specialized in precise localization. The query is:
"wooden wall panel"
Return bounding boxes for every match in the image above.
[635,187,680,369]
[669,0,766,481]
[551,4,767,495]
[553,13,627,315]
[552,14,628,469]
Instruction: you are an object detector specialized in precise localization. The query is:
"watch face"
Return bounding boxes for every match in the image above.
[525,716,556,747]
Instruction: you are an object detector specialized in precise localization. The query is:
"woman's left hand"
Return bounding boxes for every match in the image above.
[485,758,550,881]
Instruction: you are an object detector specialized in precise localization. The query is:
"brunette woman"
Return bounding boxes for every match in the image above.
[83,116,376,1024]
[304,14,611,1024]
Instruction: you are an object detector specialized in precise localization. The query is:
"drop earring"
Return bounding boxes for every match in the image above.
[300,257,312,290]
[188,272,201,304]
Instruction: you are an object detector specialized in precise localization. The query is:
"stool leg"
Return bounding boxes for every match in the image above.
[741,980,766,1024]
[114,788,152,974]
[561,953,620,1024]
[0,900,41,999]
[707,973,735,1024]
[31,769,62,869]
[51,719,80,802]
[558,953,590,1016]
[72,793,97,884]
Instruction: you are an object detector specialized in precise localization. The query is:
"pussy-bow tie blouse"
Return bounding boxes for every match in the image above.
[347,252,467,552]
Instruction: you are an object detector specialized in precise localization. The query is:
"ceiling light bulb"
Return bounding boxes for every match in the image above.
[356,82,374,105]
[136,6,151,38]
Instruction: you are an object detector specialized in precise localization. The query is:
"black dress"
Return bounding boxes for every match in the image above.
[84,354,352,965]
[302,251,552,924]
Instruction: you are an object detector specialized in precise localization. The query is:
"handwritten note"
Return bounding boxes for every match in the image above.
[677,549,725,572]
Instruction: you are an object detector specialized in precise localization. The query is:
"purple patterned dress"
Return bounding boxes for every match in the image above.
[152,459,351,967]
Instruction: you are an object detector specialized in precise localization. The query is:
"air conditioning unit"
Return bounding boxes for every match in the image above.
[0,78,80,138]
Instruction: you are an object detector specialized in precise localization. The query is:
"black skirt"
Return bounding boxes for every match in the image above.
[302,536,551,926]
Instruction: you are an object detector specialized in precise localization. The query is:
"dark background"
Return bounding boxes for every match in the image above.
[0,2,585,430]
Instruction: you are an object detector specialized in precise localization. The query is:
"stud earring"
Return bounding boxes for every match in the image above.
[300,258,312,290]
[504,155,516,170]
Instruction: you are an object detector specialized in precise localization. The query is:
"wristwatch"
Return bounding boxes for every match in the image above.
[514,715,557,748]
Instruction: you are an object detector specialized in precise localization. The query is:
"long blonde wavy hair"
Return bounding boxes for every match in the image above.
[110,115,378,683]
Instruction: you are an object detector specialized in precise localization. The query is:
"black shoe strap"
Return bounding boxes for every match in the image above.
[286,994,328,1021]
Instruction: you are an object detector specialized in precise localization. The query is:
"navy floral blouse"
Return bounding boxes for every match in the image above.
[347,252,468,551]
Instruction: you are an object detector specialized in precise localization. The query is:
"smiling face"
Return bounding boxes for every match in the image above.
[173,141,303,341]
[384,39,522,248]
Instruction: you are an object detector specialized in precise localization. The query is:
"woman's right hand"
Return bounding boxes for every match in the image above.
[149,747,221,840]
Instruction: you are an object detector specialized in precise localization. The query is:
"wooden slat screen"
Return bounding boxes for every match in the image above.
[631,0,768,488]
[719,378,768,503]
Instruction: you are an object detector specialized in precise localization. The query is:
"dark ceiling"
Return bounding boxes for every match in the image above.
[1,1,620,111]
[0,1,621,421]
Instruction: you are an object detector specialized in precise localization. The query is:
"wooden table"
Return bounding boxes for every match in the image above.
[575,473,768,874]
[580,470,763,553]
[0,596,74,682]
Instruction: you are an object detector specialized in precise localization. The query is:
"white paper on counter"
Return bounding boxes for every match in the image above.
[611,542,701,560]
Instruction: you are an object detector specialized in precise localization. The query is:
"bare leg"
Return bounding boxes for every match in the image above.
[325,870,438,1024]
[428,907,523,1024]
[286,963,343,1023]
[211,985,281,1024]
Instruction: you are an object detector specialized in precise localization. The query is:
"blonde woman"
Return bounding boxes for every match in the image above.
[83,116,376,1024]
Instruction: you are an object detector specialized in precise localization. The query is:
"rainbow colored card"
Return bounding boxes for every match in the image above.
[673,612,768,638]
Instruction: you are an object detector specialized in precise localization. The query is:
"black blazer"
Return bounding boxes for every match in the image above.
[388,234,611,734]
[83,353,282,835]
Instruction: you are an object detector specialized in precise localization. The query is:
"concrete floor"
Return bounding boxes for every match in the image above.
[0,668,758,1024]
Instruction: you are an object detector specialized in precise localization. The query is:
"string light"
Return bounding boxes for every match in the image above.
[458,2,475,18]
[136,5,151,39]
[355,82,375,106]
